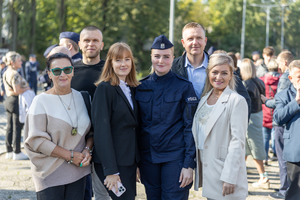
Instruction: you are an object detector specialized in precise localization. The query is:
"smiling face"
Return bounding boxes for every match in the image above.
[209,64,232,92]
[79,30,104,59]
[112,53,132,81]
[48,58,73,90]
[181,27,207,57]
[151,48,174,76]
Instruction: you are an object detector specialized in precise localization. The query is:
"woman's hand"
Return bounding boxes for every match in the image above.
[104,175,121,193]
[136,167,141,182]
[72,151,85,166]
[179,167,193,188]
[80,148,92,167]
[222,182,235,196]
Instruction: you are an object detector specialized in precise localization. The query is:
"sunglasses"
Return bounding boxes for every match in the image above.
[50,66,73,76]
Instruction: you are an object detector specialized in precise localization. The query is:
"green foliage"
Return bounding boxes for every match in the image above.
[3,0,300,72]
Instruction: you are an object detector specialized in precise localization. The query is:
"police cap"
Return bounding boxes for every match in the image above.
[59,32,80,44]
[252,51,260,56]
[151,35,173,50]
[43,44,58,58]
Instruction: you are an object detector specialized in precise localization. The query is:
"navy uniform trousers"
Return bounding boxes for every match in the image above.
[139,153,191,200]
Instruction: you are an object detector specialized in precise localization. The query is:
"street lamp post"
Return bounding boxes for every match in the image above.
[240,0,246,59]
[250,3,281,47]
[281,4,288,50]
[169,0,175,43]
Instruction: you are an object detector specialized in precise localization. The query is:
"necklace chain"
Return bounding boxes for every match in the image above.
[55,90,78,136]
[57,91,72,110]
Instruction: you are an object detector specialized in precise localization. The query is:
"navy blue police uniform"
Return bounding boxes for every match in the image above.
[135,35,198,200]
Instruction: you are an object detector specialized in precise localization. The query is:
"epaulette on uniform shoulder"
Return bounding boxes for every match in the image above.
[140,74,151,81]
[174,73,190,83]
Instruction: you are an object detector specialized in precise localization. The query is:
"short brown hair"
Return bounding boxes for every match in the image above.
[289,60,300,75]
[227,52,238,70]
[95,42,140,87]
[263,46,275,57]
[240,58,256,80]
[182,22,205,38]
[277,51,294,66]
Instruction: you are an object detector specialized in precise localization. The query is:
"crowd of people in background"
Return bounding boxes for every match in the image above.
[0,22,299,200]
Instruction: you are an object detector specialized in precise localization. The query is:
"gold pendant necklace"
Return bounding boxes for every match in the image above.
[55,90,78,136]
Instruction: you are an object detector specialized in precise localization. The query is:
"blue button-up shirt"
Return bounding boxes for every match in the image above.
[185,53,208,98]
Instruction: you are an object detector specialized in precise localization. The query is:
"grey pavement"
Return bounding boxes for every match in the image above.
[0,99,281,200]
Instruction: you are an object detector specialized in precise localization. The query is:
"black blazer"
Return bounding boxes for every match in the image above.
[91,81,140,176]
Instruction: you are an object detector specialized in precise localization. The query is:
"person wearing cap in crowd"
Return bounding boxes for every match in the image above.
[25,54,40,94]
[252,51,260,66]
[135,35,198,200]
[36,44,59,91]
[59,31,82,63]
[171,22,251,119]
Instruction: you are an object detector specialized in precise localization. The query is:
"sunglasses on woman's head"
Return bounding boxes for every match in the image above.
[50,66,73,76]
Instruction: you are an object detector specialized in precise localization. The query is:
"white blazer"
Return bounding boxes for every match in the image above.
[192,86,248,200]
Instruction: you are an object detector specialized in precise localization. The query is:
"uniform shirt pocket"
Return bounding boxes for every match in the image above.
[135,92,152,122]
[163,93,182,123]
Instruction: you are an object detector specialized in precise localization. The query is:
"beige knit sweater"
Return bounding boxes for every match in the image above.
[24,89,91,192]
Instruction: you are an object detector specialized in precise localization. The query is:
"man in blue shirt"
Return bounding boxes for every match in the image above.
[172,22,251,118]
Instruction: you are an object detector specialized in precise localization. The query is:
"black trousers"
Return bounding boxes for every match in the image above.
[286,161,300,200]
[94,162,137,200]
[36,176,86,200]
[4,96,23,153]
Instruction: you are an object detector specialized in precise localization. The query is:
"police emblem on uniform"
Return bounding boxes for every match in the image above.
[161,43,165,49]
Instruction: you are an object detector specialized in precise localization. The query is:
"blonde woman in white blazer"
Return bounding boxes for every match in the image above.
[192,53,248,200]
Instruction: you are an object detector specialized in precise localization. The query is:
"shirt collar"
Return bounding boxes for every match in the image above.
[119,79,127,86]
[184,52,208,69]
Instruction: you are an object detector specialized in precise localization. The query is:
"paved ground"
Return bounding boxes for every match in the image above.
[0,99,281,200]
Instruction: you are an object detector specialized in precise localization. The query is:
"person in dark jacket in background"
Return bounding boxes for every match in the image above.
[25,54,40,94]
[240,58,269,189]
[273,60,300,200]
[171,22,251,120]
[261,50,294,199]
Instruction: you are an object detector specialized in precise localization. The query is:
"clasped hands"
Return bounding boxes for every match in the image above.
[70,148,91,167]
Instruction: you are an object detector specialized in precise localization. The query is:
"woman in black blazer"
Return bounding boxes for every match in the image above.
[91,43,140,199]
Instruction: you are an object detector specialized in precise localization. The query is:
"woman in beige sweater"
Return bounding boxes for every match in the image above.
[25,53,93,200]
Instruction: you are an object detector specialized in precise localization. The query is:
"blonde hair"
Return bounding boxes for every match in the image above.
[95,42,140,87]
[267,58,278,72]
[240,58,256,80]
[277,51,294,66]
[2,51,21,67]
[201,53,236,97]
[289,60,300,75]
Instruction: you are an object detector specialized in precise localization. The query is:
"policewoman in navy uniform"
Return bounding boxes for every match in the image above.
[135,35,198,199]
